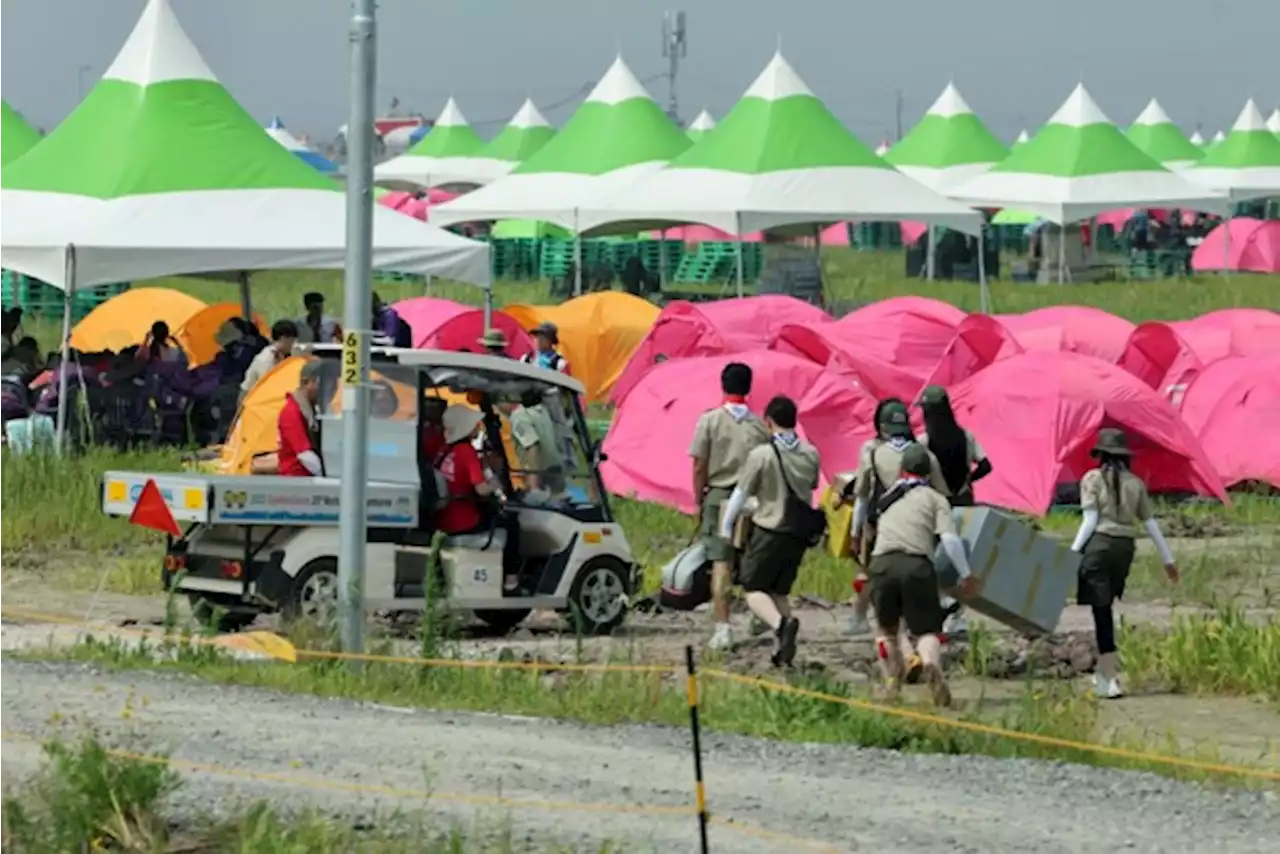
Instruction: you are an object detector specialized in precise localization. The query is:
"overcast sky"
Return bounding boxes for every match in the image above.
[3,0,1276,144]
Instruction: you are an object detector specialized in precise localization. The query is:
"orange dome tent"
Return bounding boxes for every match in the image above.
[505,292,660,402]
[176,302,268,366]
[70,287,206,354]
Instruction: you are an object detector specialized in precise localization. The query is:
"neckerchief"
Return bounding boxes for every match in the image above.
[772,430,800,451]
[535,350,561,371]
[886,436,912,452]
[722,394,749,422]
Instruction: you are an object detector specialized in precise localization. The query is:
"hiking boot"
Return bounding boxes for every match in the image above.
[942,609,968,639]
[904,653,925,684]
[771,617,800,667]
[925,664,952,708]
[708,623,734,652]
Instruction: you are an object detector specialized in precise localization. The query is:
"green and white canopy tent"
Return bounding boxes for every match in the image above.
[1189,130,1206,147]
[1268,108,1280,135]
[1126,99,1202,170]
[1013,129,1031,146]
[686,109,715,141]
[0,0,489,292]
[1,100,43,168]
[948,84,1226,224]
[431,56,690,234]
[577,53,981,239]
[885,82,1008,193]
[1207,130,1227,150]
[1185,99,1280,202]
[374,97,535,190]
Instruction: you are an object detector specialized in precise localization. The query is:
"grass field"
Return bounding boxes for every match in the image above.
[4,255,1279,795]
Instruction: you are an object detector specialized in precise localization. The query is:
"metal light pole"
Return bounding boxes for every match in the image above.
[337,0,378,655]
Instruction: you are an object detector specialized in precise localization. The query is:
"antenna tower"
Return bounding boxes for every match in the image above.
[661,11,687,125]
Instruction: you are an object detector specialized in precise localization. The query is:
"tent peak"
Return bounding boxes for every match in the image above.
[742,52,814,101]
[268,116,285,130]
[1229,99,1268,133]
[1014,129,1031,145]
[102,0,217,86]
[435,97,470,128]
[1267,108,1280,134]
[1132,98,1173,127]
[688,108,716,131]
[1212,129,1227,143]
[1189,130,1205,145]
[1046,83,1112,128]
[509,98,550,129]
[926,82,974,118]
[585,56,653,106]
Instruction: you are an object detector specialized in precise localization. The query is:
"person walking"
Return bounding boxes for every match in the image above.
[689,362,769,651]
[867,444,980,705]
[840,399,947,637]
[719,395,821,667]
[917,384,993,636]
[1068,428,1179,699]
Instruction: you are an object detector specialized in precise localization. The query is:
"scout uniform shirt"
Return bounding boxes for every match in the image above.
[871,485,956,558]
[852,439,951,504]
[737,436,821,533]
[1080,468,1153,538]
[509,403,562,477]
[688,405,770,490]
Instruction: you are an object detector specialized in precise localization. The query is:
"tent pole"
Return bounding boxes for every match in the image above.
[1223,209,1232,280]
[483,286,493,329]
[54,245,77,455]
[573,213,583,297]
[337,0,378,658]
[977,227,989,314]
[658,228,668,290]
[1058,223,1066,284]
[925,225,936,281]
[238,271,252,321]
[735,213,745,298]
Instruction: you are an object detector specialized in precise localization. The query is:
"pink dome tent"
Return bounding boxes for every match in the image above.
[393,297,534,357]
[921,313,1025,389]
[946,352,1227,514]
[1191,218,1280,275]
[609,296,830,404]
[1169,308,1280,363]
[1115,322,1204,405]
[602,351,876,512]
[997,306,1135,364]
[1178,355,1280,489]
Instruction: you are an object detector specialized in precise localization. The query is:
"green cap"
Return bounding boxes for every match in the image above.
[878,401,912,438]
[1091,427,1132,457]
[901,443,932,477]
[919,385,949,406]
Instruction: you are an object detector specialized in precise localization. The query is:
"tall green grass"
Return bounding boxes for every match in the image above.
[1122,608,1280,702]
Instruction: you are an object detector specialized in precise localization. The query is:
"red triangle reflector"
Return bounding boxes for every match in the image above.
[129,479,181,538]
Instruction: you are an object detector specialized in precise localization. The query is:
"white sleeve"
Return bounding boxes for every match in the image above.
[719,486,748,539]
[852,498,868,533]
[297,450,323,476]
[940,532,972,579]
[1070,508,1099,553]
[1144,517,1175,566]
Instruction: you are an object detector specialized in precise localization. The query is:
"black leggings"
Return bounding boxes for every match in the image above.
[1092,604,1117,655]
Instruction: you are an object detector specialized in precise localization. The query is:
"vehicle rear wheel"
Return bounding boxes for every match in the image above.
[473,608,533,634]
[187,595,258,633]
[282,559,340,628]
[564,557,632,636]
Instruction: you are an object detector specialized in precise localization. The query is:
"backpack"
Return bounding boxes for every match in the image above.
[658,542,711,610]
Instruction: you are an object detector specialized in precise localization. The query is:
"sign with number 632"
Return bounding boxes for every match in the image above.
[342,331,364,386]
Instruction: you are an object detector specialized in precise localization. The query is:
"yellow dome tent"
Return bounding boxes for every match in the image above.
[176,302,268,366]
[70,287,206,354]
[505,292,659,403]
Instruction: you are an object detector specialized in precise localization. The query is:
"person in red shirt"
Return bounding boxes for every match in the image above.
[277,360,324,477]
[435,405,504,534]
[420,396,447,464]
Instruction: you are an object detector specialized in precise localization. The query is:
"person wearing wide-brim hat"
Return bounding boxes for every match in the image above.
[1069,427,1179,699]
[521,322,570,374]
[477,328,509,356]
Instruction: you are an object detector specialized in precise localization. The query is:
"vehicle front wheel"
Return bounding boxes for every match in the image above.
[563,557,632,636]
[187,595,258,633]
[281,559,340,629]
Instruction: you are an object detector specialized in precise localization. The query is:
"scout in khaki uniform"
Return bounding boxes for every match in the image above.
[504,390,564,494]
[867,444,979,706]
[917,384,993,637]
[689,362,770,650]
[1069,428,1179,699]
[840,399,947,638]
[720,395,821,667]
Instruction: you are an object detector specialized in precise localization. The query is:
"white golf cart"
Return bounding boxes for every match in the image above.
[100,348,638,634]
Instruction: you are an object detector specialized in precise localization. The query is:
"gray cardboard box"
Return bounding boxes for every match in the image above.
[934,506,1080,636]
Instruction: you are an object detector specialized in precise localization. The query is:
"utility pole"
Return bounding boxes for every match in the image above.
[894,89,904,142]
[661,11,687,125]
[338,0,377,656]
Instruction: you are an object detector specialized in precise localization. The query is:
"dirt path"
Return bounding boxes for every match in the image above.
[3,661,1277,853]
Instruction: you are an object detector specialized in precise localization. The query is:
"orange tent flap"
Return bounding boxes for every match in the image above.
[177,303,268,367]
[505,292,660,402]
[69,287,207,354]
[219,357,305,474]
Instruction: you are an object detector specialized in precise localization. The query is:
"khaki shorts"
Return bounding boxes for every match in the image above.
[868,551,945,636]
[698,486,736,563]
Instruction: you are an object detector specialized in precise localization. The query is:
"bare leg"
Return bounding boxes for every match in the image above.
[708,560,734,650]
[916,632,951,707]
[745,590,783,630]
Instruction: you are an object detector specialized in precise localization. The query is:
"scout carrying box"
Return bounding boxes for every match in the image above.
[934,506,1081,636]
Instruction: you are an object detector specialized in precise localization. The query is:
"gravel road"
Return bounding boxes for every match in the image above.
[2,660,1276,853]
